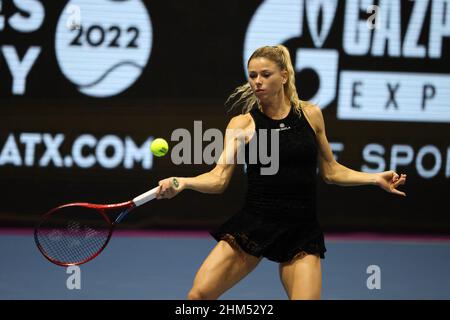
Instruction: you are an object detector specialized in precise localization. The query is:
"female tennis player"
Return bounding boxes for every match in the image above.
[156,45,407,300]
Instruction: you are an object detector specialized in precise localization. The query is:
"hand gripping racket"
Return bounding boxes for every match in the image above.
[34,186,160,266]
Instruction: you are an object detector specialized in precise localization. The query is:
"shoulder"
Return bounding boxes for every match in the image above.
[225,113,255,143]
[227,113,254,131]
[300,101,324,135]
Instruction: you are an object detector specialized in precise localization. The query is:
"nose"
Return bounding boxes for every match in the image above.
[255,75,263,86]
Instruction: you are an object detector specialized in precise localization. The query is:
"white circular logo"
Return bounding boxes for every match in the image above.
[55,0,152,97]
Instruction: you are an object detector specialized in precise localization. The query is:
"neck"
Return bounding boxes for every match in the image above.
[259,92,291,120]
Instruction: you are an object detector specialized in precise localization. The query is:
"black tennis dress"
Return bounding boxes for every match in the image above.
[210,104,326,263]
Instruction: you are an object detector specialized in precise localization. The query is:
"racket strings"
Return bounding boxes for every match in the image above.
[35,207,112,265]
[37,227,110,263]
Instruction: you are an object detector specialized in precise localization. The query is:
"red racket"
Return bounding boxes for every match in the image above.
[34,186,160,266]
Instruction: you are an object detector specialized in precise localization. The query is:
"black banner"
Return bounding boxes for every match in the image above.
[1,0,449,233]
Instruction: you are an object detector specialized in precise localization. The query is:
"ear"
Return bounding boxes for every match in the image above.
[281,70,288,84]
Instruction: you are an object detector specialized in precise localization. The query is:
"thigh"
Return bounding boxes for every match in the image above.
[278,253,322,300]
[190,239,262,299]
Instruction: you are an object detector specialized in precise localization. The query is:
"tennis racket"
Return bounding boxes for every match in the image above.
[34,186,160,266]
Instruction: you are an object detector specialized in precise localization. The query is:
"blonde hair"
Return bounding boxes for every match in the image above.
[226,45,302,115]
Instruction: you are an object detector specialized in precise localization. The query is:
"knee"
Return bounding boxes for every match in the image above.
[187,290,203,300]
[187,288,214,300]
[290,290,321,300]
[291,293,321,300]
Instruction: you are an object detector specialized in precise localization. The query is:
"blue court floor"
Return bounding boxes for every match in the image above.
[1,232,449,300]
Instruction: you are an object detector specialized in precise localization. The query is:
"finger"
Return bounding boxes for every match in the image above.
[158,183,169,199]
[391,188,406,197]
[393,172,402,183]
[165,189,173,198]
[394,177,406,187]
[166,186,178,199]
[161,182,170,193]
[156,183,163,198]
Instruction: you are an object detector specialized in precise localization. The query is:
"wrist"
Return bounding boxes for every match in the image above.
[371,173,380,186]
[177,177,189,191]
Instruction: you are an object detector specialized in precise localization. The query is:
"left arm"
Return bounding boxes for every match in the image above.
[302,102,407,196]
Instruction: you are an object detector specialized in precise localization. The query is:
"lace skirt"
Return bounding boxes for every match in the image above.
[210,208,326,263]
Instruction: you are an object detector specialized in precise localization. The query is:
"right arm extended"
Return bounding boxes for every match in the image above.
[156,115,253,199]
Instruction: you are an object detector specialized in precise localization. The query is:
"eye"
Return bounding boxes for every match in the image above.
[249,73,257,79]
[262,72,271,78]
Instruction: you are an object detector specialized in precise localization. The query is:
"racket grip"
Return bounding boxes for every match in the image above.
[132,186,160,207]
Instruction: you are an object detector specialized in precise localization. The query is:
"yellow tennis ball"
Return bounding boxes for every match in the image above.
[150,138,169,157]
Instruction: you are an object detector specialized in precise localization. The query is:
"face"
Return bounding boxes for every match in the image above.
[247,57,287,101]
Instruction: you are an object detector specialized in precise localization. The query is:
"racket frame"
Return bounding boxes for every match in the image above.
[34,201,134,266]
[34,186,159,266]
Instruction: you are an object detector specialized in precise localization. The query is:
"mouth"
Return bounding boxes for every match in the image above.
[255,88,265,93]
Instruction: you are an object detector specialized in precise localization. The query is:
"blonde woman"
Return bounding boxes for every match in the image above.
[156,45,407,300]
